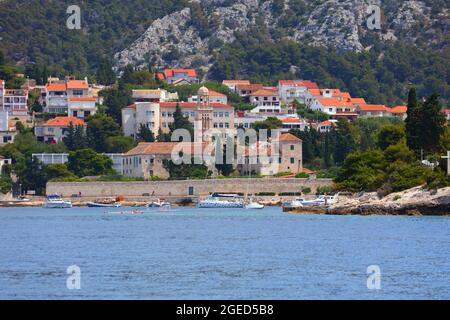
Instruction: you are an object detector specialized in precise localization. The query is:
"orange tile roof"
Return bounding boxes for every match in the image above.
[279,132,302,142]
[46,83,67,91]
[126,142,209,156]
[282,118,305,123]
[207,90,226,97]
[358,104,388,111]
[350,98,367,105]
[308,89,322,96]
[320,120,333,125]
[389,106,407,113]
[68,97,97,101]
[249,89,279,97]
[43,116,85,127]
[67,80,88,89]
[279,80,319,89]
[443,109,450,115]
[0,80,4,86]
[319,98,353,107]
[164,69,197,78]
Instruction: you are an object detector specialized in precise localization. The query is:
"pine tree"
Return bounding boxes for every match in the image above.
[405,87,421,153]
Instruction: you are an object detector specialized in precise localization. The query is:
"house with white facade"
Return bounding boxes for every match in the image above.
[222,80,250,91]
[278,80,319,104]
[249,90,281,113]
[0,79,28,116]
[132,89,178,102]
[157,69,199,85]
[188,90,228,104]
[41,79,95,115]
[0,111,17,145]
[356,104,390,118]
[35,116,85,144]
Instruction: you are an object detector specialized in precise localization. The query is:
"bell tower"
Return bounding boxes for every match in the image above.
[195,86,213,142]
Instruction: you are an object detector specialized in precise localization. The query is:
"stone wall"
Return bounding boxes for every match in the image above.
[47,178,334,198]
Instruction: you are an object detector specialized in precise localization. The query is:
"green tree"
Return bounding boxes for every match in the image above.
[44,164,77,182]
[405,88,421,153]
[169,103,194,140]
[100,79,132,124]
[377,125,405,150]
[86,114,122,153]
[67,149,115,177]
[420,93,446,154]
[96,58,116,85]
[332,119,357,165]
[105,136,135,153]
[136,123,155,142]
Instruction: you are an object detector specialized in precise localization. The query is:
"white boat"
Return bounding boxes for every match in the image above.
[43,194,72,208]
[245,202,265,209]
[147,199,171,208]
[302,195,338,206]
[282,198,304,210]
[87,201,121,208]
[198,193,244,208]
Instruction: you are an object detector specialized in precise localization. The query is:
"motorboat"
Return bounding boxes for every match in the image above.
[282,198,304,210]
[43,194,72,208]
[245,202,265,210]
[198,193,244,208]
[147,199,171,208]
[87,201,121,208]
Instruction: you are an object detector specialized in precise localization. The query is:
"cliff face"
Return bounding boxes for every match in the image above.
[115,0,449,73]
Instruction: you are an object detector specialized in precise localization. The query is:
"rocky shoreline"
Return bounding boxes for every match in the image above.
[286,186,450,216]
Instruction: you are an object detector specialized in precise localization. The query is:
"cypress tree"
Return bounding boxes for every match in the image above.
[405,87,421,153]
[420,93,446,154]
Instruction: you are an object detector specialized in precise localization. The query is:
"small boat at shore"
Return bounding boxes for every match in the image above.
[198,193,244,208]
[87,201,121,208]
[146,198,171,208]
[245,202,265,210]
[43,194,72,209]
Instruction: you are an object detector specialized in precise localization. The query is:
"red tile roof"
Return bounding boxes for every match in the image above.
[319,98,353,107]
[249,89,279,97]
[207,90,226,97]
[350,98,367,105]
[67,80,88,89]
[236,84,264,91]
[442,109,450,115]
[126,142,209,156]
[282,118,305,123]
[358,104,388,111]
[279,132,302,142]
[68,97,97,101]
[43,117,85,127]
[389,106,407,113]
[0,79,4,86]
[164,69,197,78]
[279,80,319,89]
[46,83,67,91]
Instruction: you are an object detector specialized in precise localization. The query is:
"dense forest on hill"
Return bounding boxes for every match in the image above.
[210,38,450,106]
[0,0,186,75]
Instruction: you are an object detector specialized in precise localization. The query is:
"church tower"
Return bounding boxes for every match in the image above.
[195,86,213,142]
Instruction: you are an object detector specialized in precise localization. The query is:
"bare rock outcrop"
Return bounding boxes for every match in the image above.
[328,186,450,216]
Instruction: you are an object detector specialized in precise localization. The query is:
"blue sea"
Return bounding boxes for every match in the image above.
[0,206,449,299]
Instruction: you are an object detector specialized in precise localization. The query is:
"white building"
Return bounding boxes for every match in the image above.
[0,79,28,116]
[249,89,281,113]
[0,111,17,145]
[41,79,94,115]
[222,80,250,91]
[132,89,178,102]
[122,102,161,138]
[278,80,319,104]
[188,90,228,104]
[34,116,85,144]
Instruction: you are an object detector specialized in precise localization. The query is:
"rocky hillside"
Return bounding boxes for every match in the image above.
[115,0,449,73]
